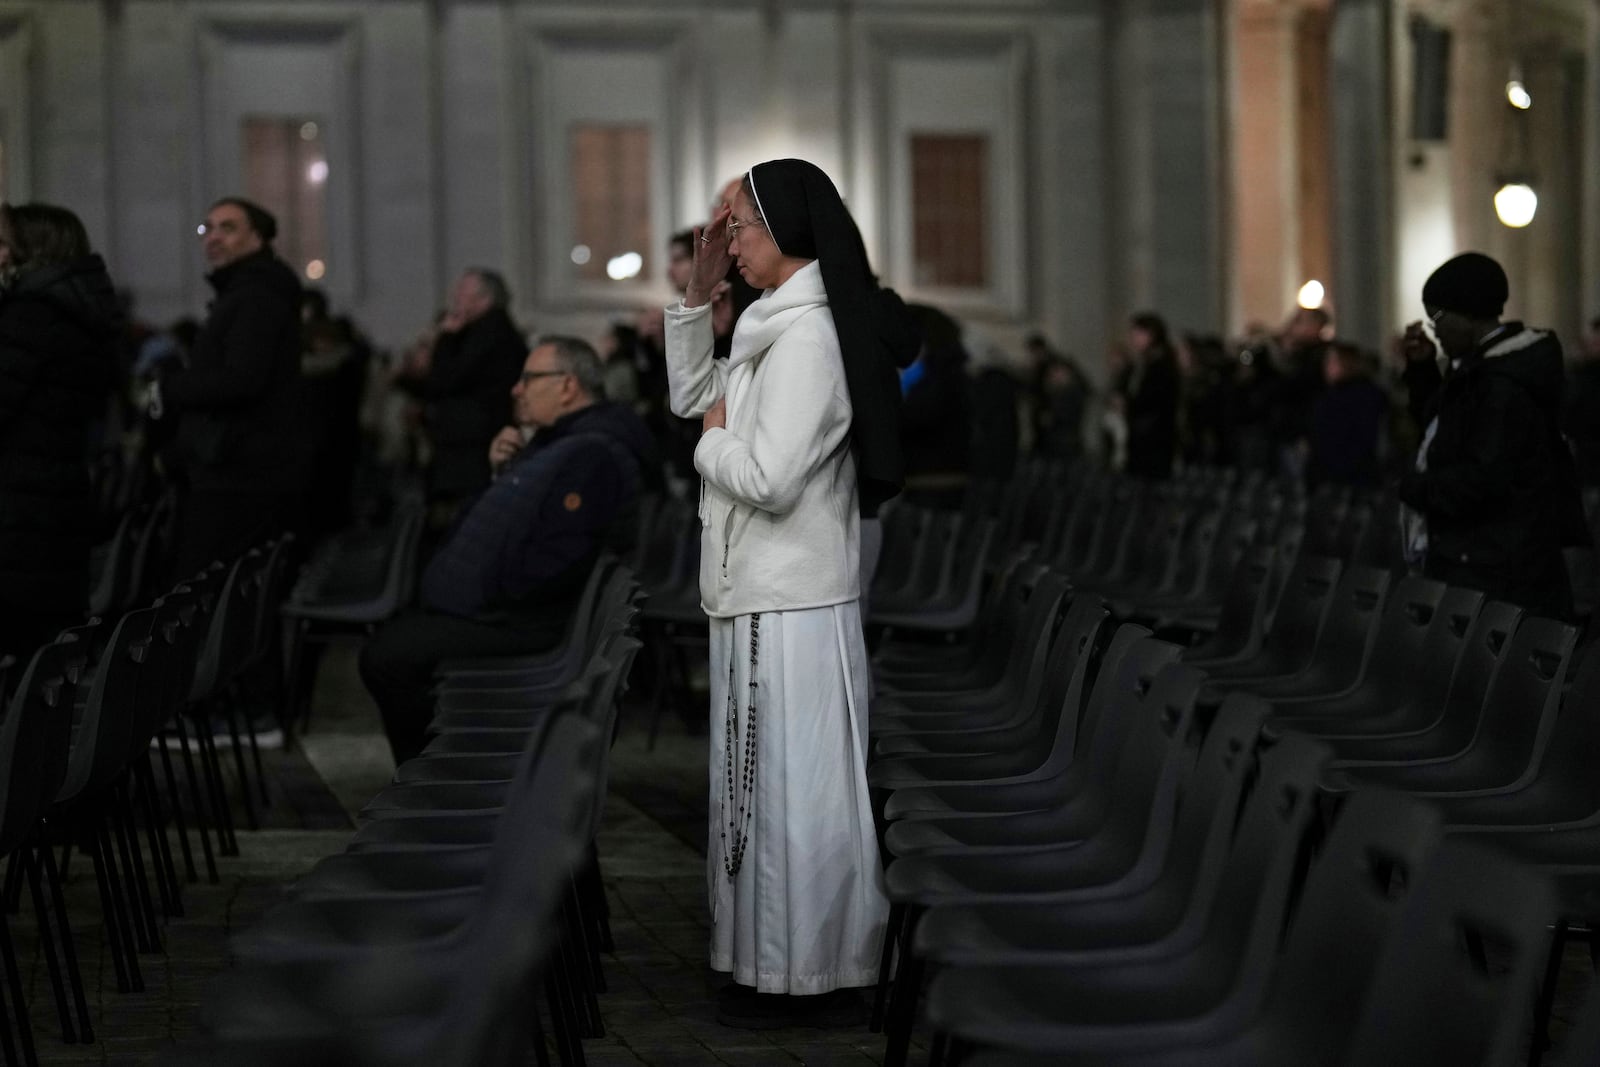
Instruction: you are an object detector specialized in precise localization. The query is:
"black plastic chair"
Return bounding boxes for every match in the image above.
[922,784,1439,1064]
[1310,599,1522,763]
[1323,615,1577,796]
[910,693,1271,971]
[1193,554,1343,682]
[1216,563,1390,701]
[187,714,604,1067]
[872,594,1109,760]
[1262,576,1462,734]
[871,625,1166,820]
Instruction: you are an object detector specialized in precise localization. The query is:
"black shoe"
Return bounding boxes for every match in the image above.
[715,987,868,1030]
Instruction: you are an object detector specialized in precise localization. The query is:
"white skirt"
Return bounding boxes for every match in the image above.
[706,600,889,994]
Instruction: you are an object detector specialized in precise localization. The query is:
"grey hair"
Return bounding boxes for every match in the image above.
[536,334,606,400]
[464,267,510,308]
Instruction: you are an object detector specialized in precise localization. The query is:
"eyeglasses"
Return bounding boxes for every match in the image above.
[519,370,569,385]
[726,215,765,242]
[1422,307,1447,346]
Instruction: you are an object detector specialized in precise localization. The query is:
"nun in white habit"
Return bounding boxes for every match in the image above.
[663,158,915,1026]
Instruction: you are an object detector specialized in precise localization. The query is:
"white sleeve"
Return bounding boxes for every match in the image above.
[693,334,851,515]
[664,300,720,418]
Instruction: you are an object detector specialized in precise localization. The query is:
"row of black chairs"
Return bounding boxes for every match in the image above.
[165,559,644,1066]
[861,464,1600,1066]
[0,531,295,1067]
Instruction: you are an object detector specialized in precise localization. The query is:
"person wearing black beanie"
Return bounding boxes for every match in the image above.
[663,160,911,1028]
[1397,252,1585,617]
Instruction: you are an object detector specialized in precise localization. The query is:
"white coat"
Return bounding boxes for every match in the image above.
[664,260,860,618]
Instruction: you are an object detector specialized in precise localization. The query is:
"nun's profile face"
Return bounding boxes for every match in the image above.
[727,189,784,290]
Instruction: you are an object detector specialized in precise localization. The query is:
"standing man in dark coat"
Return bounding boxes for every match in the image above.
[158,197,308,579]
[420,268,527,516]
[0,203,118,661]
[1118,312,1181,480]
[1398,252,1584,619]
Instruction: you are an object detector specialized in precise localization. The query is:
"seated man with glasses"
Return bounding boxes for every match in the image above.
[360,335,661,763]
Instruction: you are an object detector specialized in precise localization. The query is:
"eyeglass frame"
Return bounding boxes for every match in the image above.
[518,369,571,385]
[1422,306,1448,347]
[725,214,766,242]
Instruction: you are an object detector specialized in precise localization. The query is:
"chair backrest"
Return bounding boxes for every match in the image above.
[0,644,73,855]
[1182,544,1276,662]
[1251,553,1343,676]
[1340,840,1554,1067]
[872,504,930,601]
[1303,563,1391,686]
[55,606,160,805]
[937,517,995,615]
[1196,733,1330,1009]
[1523,636,1600,814]
[993,572,1072,709]
[633,494,685,589]
[1417,599,1523,755]
[1257,789,1445,1056]
[1453,614,1577,789]
[88,507,140,618]
[1383,584,1489,732]
[1024,592,1111,762]
[1088,661,1209,890]
[126,487,178,608]
[444,713,603,1067]
[1156,694,1271,928]
[1360,574,1448,696]
[1047,629,1182,790]
[384,505,427,613]
[188,550,267,702]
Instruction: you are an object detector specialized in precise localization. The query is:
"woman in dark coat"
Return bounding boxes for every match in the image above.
[0,203,118,661]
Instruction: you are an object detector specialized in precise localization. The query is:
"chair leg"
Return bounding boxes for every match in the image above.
[884,907,926,1067]
[156,727,200,884]
[136,756,183,917]
[1529,919,1570,1067]
[220,696,260,833]
[97,821,144,991]
[196,719,239,856]
[247,699,271,809]
[37,834,92,1041]
[172,719,222,880]
[0,961,19,1067]
[1,854,22,915]
[871,901,904,1033]
[83,822,132,994]
[18,847,73,1044]
[111,786,162,953]
[0,914,33,1067]
[587,842,614,954]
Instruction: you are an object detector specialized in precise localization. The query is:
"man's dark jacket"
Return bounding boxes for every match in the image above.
[420,402,660,623]
[1399,324,1583,617]
[0,255,118,619]
[163,248,307,494]
[424,306,526,499]
[1123,350,1180,481]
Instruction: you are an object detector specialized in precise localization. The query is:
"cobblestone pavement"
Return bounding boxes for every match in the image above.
[12,645,1593,1065]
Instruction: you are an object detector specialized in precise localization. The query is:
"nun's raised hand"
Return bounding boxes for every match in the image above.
[684,204,734,309]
